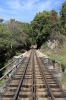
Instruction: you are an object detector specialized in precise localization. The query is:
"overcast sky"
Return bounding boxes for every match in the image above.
[0,0,66,23]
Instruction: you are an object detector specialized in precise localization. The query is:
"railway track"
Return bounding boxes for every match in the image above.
[1,49,66,100]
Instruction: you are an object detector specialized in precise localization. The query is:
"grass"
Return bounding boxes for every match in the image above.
[15,52,22,56]
[49,54,66,69]
[0,80,4,87]
[42,43,66,83]
[61,73,66,84]
[44,50,66,83]
[43,46,66,69]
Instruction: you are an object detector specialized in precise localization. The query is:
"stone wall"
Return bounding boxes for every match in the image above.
[47,40,58,50]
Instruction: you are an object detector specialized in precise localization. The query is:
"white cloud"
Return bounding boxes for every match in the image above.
[6,0,40,11]
[6,0,21,10]
[0,0,65,22]
[0,7,17,15]
[5,0,61,12]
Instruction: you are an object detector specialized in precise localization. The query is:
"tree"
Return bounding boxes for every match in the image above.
[0,24,14,77]
[60,1,66,28]
[0,18,4,23]
[50,10,58,22]
[5,20,27,49]
[31,11,54,48]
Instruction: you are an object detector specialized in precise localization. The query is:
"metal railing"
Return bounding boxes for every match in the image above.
[0,57,25,81]
[0,53,26,81]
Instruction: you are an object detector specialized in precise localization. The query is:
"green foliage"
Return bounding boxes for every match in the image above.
[59,35,65,45]
[59,1,66,38]
[0,20,31,77]
[31,10,59,48]
[50,54,66,69]
[60,1,66,28]
[61,73,66,83]
[42,42,48,49]
[0,24,15,77]
[42,37,66,72]
[43,47,66,70]
[0,18,4,23]
[0,80,4,87]
[18,22,31,49]
[31,11,48,48]
[30,2,66,48]
[60,27,66,35]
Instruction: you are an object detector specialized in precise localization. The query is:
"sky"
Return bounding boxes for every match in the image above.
[0,0,66,23]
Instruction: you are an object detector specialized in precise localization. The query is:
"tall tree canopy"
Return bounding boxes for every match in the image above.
[60,1,66,28]
[31,10,59,48]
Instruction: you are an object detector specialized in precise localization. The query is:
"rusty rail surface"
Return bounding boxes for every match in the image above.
[32,50,36,100]
[35,51,55,100]
[13,51,32,100]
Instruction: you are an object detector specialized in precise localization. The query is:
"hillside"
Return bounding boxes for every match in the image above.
[40,37,66,85]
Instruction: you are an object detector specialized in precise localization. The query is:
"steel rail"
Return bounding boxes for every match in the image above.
[32,50,36,100]
[40,57,66,98]
[13,51,32,100]
[35,51,55,100]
